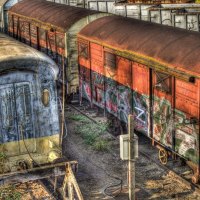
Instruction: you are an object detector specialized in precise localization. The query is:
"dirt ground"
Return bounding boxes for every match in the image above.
[63,108,200,200]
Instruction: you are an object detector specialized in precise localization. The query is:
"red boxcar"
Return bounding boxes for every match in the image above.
[7,0,108,96]
[78,15,200,183]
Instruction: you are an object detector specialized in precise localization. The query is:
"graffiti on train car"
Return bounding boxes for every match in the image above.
[175,110,199,164]
[92,72,104,108]
[153,97,173,148]
[117,85,131,123]
[132,92,149,134]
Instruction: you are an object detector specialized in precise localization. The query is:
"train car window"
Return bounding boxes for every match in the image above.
[79,42,88,59]
[104,51,116,68]
[155,71,172,94]
[42,89,50,107]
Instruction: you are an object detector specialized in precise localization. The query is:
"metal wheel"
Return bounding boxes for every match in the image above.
[158,149,168,165]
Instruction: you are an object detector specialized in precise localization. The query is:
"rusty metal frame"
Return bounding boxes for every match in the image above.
[0,161,84,200]
[62,162,84,200]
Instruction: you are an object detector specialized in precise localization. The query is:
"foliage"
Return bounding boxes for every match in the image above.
[0,185,22,200]
[70,114,111,151]
[68,114,89,122]
[0,152,7,162]
[93,140,110,151]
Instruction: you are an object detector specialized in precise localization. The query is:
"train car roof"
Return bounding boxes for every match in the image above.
[0,0,8,6]
[9,0,100,32]
[79,15,200,79]
[0,33,58,78]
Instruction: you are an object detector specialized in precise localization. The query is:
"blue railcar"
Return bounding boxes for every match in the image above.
[0,33,61,173]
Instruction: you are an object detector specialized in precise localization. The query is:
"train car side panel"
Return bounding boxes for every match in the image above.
[175,79,199,164]
[116,57,132,123]
[152,71,174,149]
[90,42,104,108]
[78,40,91,102]
[104,49,118,116]
[132,62,150,135]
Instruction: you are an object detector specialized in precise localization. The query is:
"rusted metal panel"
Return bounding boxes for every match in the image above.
[78,15,200,79]
[39,27,47,53]
[78,39,90,69]
[175,79,199,118]
[30,24,38,49]
[132,62,149,95]
[175,79,199,164]
[132,62,150,135]
[9,0,100,32]
[92,72,105,108]
[79,66,92,101]
[90,42,104,75]
[152,71,173,149]
[90,42,104,107]
[117,57,131,87]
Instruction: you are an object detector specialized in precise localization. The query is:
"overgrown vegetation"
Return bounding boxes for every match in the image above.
[0,152,7,162]
[0,185,22,200]
[68,114,111,151]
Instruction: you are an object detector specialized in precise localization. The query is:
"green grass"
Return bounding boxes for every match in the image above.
[0,185,22,200]
[0,152,7,162]
[72,115,111,151]
[68,114,89,122]
[93,140,110,151]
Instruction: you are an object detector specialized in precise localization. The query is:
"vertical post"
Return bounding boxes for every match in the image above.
[68,182,74,200]
[128,115,135,200]
[54,176,58,192]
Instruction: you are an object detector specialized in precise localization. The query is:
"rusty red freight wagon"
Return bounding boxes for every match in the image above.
[78,15,200,183]
[7,0,109,96]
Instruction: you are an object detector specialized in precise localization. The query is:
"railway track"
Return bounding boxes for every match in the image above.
[67,101,200,197]
[39,178,63,200]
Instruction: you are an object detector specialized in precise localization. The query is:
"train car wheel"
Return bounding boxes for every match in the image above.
[158,149,168,165]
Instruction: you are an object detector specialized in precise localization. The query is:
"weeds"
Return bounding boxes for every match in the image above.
[70,114,111,151]
[0,185,21,200]
[68,114,89,122]
[0,152,7,163]
[93,140,110,151]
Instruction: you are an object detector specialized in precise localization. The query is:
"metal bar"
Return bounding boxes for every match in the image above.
[62,163,84,200]
[0,161,77,180]
[60,54,66,146]
[186,15,188,30]
[68,182,74,200]
[97,1,99,12]
[125,5,127,17]
[160,9,162,24]
[128,115,135,200]
[54,176,58,192]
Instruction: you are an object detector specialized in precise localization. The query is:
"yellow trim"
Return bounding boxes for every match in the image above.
[0,134,61,173]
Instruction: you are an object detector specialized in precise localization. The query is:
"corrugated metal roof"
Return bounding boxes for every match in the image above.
[79,15,200,77]
[0,33,58,77]
[9,0,100,32]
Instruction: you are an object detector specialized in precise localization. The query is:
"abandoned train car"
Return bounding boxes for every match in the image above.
[78,15,200,183]
[0,33,61,173]
[7,0,109,95]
